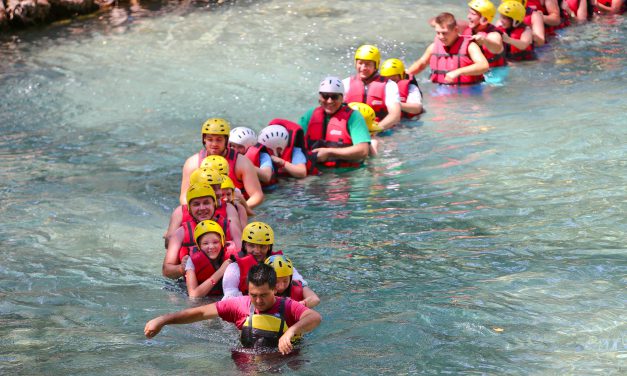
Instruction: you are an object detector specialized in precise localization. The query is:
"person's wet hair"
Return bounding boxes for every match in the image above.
[435,12,457,30]
[248,264,277,289]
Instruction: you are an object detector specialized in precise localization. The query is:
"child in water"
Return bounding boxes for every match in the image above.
[185,220,234,298]
[265,255,320,308]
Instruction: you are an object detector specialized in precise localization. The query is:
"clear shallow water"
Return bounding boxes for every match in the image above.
[1,0,626,374]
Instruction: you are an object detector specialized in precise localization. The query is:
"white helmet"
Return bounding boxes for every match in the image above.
[319,76,345,94]
[229,127,257,147]
[258,125,289,156]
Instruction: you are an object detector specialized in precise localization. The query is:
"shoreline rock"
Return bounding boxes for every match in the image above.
[0,0,110,29]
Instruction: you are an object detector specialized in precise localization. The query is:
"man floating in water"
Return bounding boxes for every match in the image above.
[144,263,322,355]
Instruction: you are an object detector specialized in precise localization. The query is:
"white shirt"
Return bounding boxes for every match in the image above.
[406,83,423,105]
[342,76,401,110]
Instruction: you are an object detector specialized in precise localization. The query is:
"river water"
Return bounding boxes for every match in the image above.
[1,0,625,374]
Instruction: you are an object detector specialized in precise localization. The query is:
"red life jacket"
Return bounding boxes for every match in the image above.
[499,26,535,61]
[523,6,534,27]
[430,36,484,85]
[266,118,318,176]
[188,247,224,295]
[304,105,361,168]
[344,74,388,120]
[178,220,197,262]
[236,250,284,294]
[244,143,278,188]
[181,204,194,225]
[223,148,248,198]
[278,280,304,301]
[213,203,233,242]
[396,76,423,119]
[461,25,506,68]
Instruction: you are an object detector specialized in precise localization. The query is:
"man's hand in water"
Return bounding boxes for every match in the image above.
[278,328,296,355]
[144,317,165,338]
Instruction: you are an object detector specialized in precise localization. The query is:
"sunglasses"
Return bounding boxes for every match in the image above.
[319,92,342,101]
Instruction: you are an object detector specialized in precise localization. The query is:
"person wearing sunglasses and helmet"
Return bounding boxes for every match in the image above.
[265,255,320,309]
[407,12,489,85]
[184,220,235,298]
[462,0,506,68]
[343,44,401,132]
[298,76,371,169]
[222,222,308,299]
[179,118,264,210]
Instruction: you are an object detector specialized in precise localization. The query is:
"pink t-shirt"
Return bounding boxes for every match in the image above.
[216,296,309,330]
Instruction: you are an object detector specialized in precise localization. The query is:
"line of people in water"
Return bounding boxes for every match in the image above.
[144,0,624,355]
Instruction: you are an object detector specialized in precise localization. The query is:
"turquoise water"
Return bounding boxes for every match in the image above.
[1,1,626,374]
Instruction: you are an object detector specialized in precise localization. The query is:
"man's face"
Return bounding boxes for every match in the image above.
[318,92,343,115]
[204,134,228,155]
[355,59,376,80]
[435,23,459,47]
[189,196,215,222]
[248,283,276,312]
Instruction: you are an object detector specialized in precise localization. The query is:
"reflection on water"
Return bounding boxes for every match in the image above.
[1,0,626,374]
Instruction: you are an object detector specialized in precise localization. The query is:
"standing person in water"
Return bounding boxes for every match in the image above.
[179,118,264,209]
[265,255,320,309]
[343,44,401,131]
[462,0,507,68]
[145,263,322,354]
[407,12,489,85]
[594,0,626,14]
[298,77,371,168]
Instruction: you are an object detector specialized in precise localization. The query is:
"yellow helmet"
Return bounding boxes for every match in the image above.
[190,167,224,186]
[194,220,225,247]
[501,0,527,7]
[221,175,235,190]
[498,0,525,23]
[186,183,217,208]
[241,221,274,245]
[264,255,293,278]
[355,44,381,70]
[200,155,229,175]
[201,118,231,136]
[348,102,376,131]
[468,0,497,23]
[380,58,406,79]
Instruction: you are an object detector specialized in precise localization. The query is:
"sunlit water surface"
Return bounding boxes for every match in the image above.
[1,0,625,374]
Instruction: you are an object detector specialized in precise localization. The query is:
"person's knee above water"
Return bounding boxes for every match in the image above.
[180,118,263,209]
[343,45,401,131]
[162,183,220,280]
[222,221,308,299]
[406,12,489,85]
[498,1,536,61]
[257,120,310,179]
[145,263,322,355]
[298,77,371,169]
[379,59,424,118]
[229,127,258,155]
[463,0,507,68]
[265,255,320,309]
[184,220,235,298]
